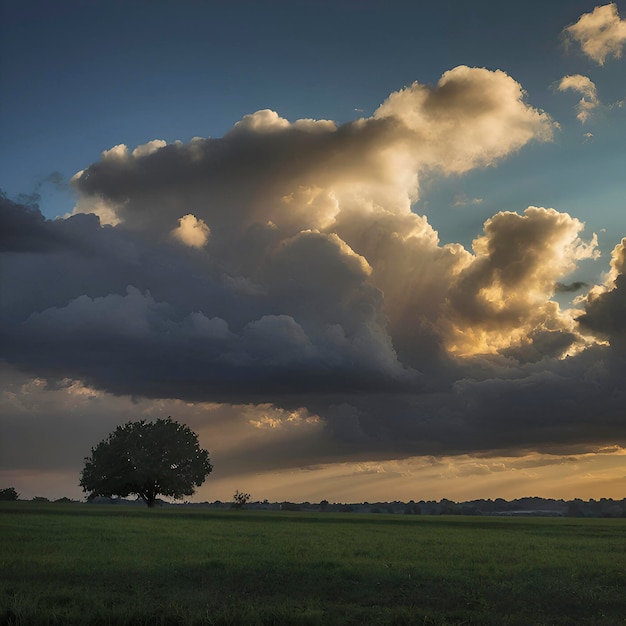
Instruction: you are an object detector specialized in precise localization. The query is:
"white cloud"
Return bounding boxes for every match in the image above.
[101,143,129,160]
[172,213,211,248]
[564,3,626,65]
[229,109,292,134]
[69,194,123,226]
[132,139,167,158]
[453,195,484,207]
[558,74,600,123]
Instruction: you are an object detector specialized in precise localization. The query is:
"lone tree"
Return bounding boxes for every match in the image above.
[80,417,212,507]
[0,487,19,501]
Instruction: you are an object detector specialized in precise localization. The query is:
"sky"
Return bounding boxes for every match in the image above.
[1,0,626,504]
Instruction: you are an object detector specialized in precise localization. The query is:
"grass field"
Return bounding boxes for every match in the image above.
[1,502,626,625]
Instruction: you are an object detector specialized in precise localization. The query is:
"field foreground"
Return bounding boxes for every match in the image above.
[1,503,626,625]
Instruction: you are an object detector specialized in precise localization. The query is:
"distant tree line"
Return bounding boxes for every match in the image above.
[185,497,626,518]
[117,496,626,518]
[4,485,626,518]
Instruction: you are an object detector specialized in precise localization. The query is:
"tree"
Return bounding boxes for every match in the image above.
[232,489,251,509]
[0,487,19,501]
[80,417,212,507]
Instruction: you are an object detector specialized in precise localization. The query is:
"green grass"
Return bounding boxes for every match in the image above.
[1,502,626,624]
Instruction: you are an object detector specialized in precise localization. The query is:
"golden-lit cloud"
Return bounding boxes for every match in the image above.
[2,63,626,504]
[564,3,626,65]
[442,207,598,357]
[374,66,554,174]
[557,74,600,123]
[57,65,559,378]
[172,213,211,248]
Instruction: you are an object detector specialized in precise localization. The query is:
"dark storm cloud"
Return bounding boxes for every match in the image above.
[0,196,414,403]
[578,239,626,340]
[2,66,625,471]
[0,195,65,253]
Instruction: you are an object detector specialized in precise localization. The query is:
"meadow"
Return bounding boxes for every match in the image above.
[1,502,626,625]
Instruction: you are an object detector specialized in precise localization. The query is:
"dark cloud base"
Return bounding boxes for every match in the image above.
[2,66,626,469]
[3,192,626,463]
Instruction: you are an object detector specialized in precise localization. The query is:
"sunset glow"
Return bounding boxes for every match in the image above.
[1,1,626,504]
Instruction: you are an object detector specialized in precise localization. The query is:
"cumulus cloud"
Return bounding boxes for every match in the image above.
[172,214,211,248]
[442,207,598,357]
[2,65,625,482]
[374,66,554,174]
[564,3,626,65]
[132,139,167,158]
[70,65,554,238]
[578,238,626,341]
[558,74,600,123]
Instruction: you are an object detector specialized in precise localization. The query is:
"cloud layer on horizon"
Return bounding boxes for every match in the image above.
[2,63,626,483]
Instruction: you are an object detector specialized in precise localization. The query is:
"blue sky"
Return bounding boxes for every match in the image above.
[1,1,626,503]
[2,0,623,252]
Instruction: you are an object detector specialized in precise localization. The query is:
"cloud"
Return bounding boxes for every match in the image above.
[557,74,600,123]
[578,238,626,341]
[453,195,484,207]
[70,66,554,237]
[564,3,626,65]
[0,195,66,253]
[132,139,167,158]
[441,207,598,357]
[3,65,625,481]
[172,214,211,248]
[555,281,588,293]
[373,65,554,174]
[0,362,328,492]
[35,171,67,192]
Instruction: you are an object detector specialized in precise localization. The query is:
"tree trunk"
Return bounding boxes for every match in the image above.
[141,491,157,507]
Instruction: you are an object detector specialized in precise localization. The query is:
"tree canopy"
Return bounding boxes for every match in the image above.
[80,417,212,507]
[0,487,19,501]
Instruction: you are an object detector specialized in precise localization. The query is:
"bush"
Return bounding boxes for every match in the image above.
[232,490,251,509]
